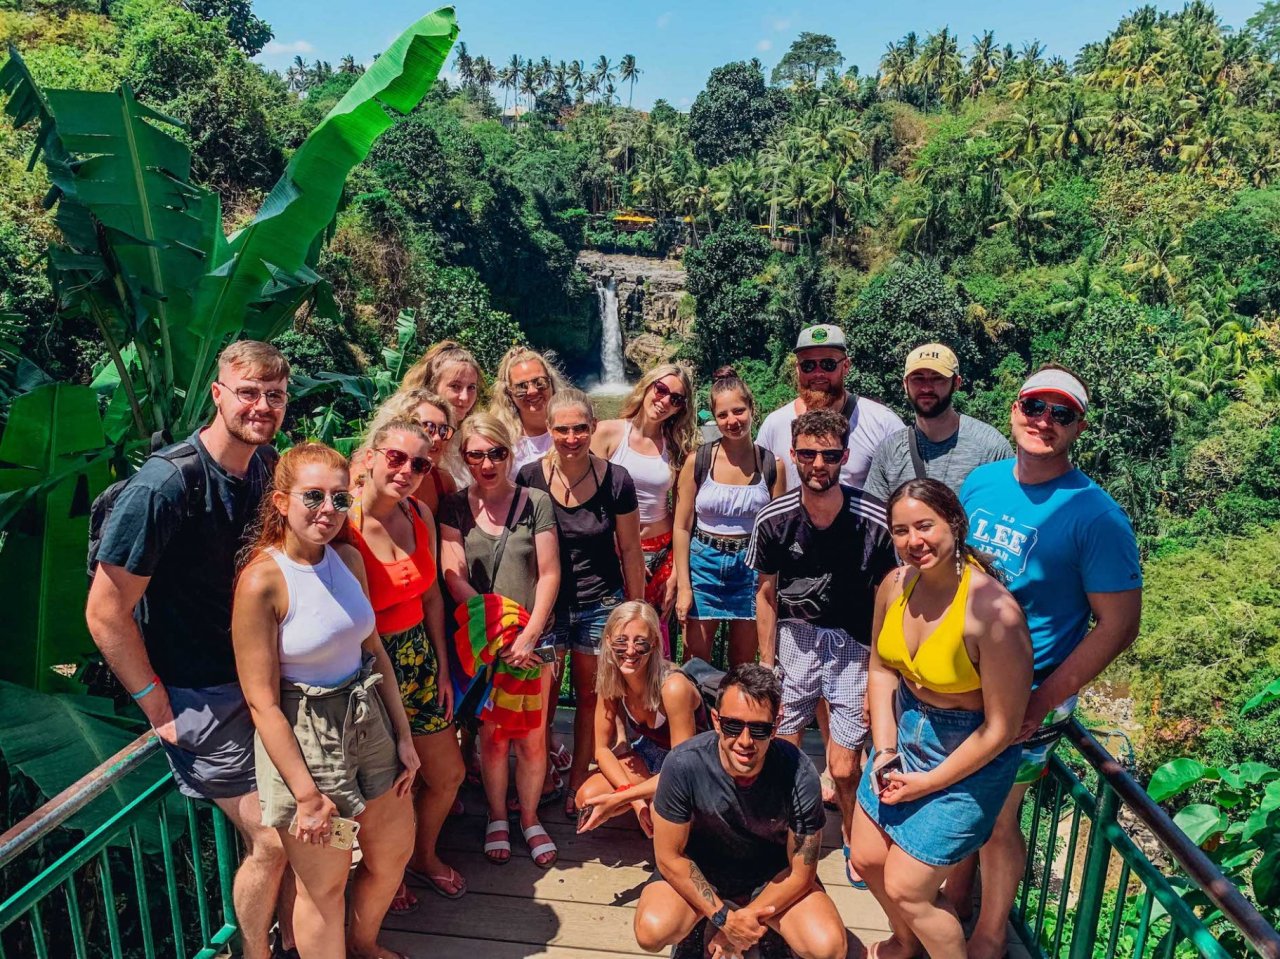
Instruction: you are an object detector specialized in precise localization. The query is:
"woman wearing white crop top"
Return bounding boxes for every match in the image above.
[593,364,697,628]
[234,443,419,959]
[674,367,785,667]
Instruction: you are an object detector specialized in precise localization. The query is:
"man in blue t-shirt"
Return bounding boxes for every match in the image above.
[957,365,1142,959]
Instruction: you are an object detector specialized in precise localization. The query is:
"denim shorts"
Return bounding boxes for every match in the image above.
[688,535,757,620]
[856,684,1019,867]
[552,590,623,655]
[630,734,670,774]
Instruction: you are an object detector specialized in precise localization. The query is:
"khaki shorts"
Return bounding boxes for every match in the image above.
[256,657,403,829]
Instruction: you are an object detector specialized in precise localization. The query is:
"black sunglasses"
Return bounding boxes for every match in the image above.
[794,448,844,464]
[552,423,591,437]
[717,716,776,740]
[798,358,841,374]
[376,447,432,475]
[1018,396,1080,427]
[463,446,511,465]
[652,379,688,409]
[292,489,354,512]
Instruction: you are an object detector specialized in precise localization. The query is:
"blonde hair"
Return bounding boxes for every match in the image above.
[489,345,567,440]
[402,340,486,403]
[218,340,290,382]
[355,391,454,483]
[458,411,514,454]
[595,601,668,711]
[544,388,596,471]
[618,364,697,471]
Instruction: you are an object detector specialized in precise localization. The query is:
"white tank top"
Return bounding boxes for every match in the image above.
[608,421,672,526]
[695,473,772,536]
[269,546,375,686]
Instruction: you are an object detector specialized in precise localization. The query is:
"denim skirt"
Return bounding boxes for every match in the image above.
[856,684,1019,867]
[688,535,756,620]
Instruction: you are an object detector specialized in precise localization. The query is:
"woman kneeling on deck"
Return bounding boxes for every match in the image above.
[850,479,1032,959]
[574,601,709,835]
[233,443,418,959]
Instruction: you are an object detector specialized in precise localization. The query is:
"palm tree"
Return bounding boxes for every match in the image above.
[1045,91,1100,160]
[551,60,569,99]
[498,56,520,113]
[453,42,473,88]
[582,72,601,104]
[619,54,642,108]
[473,56,496,97]
[711,158,759,220]
[338,55,363,76]
[1122,224,1189,305]
[519,59,540,112]
[987,190,1056,261]
[807,155,855,240]
[879,43,911,101]
[594,55,614,100]
[968,31,999,98]
[286,55,308,92]
[567,59,585,97]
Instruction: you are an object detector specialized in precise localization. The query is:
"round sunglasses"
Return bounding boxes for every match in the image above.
[510,375,551,396]
[417,421,456,441]
[291,489,354,512]
[376,447,432,475]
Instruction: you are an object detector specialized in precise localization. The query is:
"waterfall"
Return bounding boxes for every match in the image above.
[594,276,629,390]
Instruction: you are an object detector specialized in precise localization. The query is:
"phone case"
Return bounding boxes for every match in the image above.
[328,816,361,850]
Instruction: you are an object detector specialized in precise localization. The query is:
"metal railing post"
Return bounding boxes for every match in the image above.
[1069,779,1119,959]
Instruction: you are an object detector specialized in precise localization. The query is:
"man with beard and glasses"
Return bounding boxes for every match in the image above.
[757,325,904,493]
[746,409,897,894]
[863,343,1012,503]
[634,665,850,959]
[953,365,1142,959]
[87,341,291,959]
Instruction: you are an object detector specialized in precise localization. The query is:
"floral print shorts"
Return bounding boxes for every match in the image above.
[384,622,451,736]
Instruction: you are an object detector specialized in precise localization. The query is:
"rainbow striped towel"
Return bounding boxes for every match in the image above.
[452,594,543,736]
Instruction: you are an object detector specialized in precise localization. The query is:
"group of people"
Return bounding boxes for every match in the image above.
[84,322,1143,959]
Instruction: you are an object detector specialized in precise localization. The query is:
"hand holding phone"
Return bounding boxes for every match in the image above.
[873,751,903,794]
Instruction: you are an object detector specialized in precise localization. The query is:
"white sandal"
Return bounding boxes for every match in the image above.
[484,819,511,865]
[522,822,558,869]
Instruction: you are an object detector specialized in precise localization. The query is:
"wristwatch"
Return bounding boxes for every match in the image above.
[709,903,730,929]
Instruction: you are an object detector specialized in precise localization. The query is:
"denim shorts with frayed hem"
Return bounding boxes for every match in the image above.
[551,591,623,655]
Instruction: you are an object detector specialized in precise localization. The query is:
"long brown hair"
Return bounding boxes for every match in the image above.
[618,364,697,471]
[239,443,350,570]
[885,478,1000,580]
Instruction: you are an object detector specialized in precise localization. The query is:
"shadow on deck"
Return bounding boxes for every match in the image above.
[378,719,1032,958]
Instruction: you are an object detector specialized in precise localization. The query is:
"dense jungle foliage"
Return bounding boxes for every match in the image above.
[1,0,1279,779]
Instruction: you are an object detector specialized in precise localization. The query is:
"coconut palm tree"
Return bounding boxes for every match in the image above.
[711,158,760,220]
[987,189,1056,260]
[594,55,614,99]
[520,59,540,112]
[1122,224,1189,305]
[454,42,474,87]
[879,42,911,101]
[968,31,999,98]
[286,55,307,91]
[473,56,496,97]
[619,54,642,108]
[567,59,585,97]
[1045,90,1100,160]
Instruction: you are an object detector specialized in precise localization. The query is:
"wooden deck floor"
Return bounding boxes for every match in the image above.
[378,719,1033,958]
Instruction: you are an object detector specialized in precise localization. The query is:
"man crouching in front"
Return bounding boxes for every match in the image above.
[634,664,851,959]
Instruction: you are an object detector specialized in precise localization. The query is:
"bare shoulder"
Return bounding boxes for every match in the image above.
[877,564,910,603]
[593,419,624,450]
[968,568,1027,631]
[664,667,702,710]
[333,542,367,581]
[235,553,284,603]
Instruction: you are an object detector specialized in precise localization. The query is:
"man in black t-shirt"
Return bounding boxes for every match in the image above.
[86,341,289,959]
[746,408,896,891]
[634,665,850,959]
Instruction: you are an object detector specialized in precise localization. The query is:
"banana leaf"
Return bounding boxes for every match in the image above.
[0,682,182,850]
[179,6,459,432]
[0,384,111,690]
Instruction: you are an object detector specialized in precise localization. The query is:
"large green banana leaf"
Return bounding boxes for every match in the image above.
[0,384,111,690]
[0,682,182,849]
[178,6,459,432]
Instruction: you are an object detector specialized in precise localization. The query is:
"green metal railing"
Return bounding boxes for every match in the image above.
[0,734,240,959]
[1014,720,1280,959]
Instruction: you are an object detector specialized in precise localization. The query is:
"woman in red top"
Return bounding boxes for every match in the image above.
[349,419,465,900]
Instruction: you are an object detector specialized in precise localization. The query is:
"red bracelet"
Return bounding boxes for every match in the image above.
[613,783,632,794]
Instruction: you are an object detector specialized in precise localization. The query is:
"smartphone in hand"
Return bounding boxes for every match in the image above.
[874,753,904,794]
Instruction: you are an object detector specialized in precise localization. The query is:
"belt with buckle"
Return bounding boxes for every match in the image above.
[694,528,751,553]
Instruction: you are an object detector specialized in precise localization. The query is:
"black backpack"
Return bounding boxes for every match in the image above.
[85,433,276,584]
[693,439,778,490]
[679,656,727,717]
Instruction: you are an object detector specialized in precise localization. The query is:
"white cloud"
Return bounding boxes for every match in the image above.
[772,17,791,32]
[262,39,315,58]
[656,11,673,29]
[757,39,773,52]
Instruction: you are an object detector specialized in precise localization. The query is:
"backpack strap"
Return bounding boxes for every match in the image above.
[693,440,718,488]
[907,428,927,481]
[153,442,207,513]
[755,444,777,489]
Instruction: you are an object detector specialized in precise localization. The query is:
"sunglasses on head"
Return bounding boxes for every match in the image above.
[417,421,455,441]
[510,376,551,396]
[463,446,511,465]
[798,358,841,374]
[218,382,288,409]
[651,380,687,409]
[794,448,844,464]
[292,489,354,512]
[376,448,432,475]
[552,423,592,438]
[608,635,653,655]
[717,716,776,740]
[1018,396,1080,427]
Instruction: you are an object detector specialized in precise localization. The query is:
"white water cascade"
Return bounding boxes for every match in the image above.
[594,276,630,392]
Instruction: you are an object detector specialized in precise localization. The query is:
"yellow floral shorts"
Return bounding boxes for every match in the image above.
[384,622,451,737]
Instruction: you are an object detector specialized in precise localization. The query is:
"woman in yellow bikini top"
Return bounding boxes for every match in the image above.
[877,559,982,695]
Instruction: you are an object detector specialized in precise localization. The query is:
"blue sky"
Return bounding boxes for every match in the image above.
[253,0,1264,110]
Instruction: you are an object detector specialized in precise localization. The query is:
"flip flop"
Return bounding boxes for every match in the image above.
[844,843,868,890]
[484,819,511,865]
[387,880,419,914]
[549,741,572,773]
[404,864,466,900]
[522,822,558,868]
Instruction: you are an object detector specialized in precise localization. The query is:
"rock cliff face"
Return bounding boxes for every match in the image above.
[577,251,688,373]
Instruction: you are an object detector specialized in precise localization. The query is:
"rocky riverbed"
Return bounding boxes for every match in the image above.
[577,251,688,374]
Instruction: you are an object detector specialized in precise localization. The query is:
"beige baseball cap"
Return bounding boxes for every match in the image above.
[904,343,959,378]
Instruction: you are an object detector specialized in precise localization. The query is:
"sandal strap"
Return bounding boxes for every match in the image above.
[485,819,511,853]
[486,819,510,837]
[522,824,557,857]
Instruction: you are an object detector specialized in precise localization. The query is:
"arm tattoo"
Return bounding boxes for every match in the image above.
[799,832,820,866]
[688,861,717,906]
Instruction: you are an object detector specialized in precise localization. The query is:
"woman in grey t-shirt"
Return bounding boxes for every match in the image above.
[439,413,562,869]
